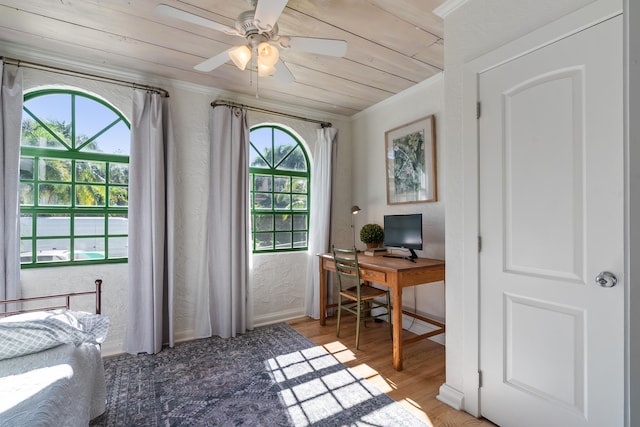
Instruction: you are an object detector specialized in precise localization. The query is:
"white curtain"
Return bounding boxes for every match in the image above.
[125,90,175,354]
[0,62,22,310]
[305,127,338,319]
[194,104,251,339]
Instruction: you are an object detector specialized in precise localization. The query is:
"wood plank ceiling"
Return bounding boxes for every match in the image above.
[0,0,444,117]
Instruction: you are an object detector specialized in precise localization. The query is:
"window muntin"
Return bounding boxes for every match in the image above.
[19,89,130,267]
[249,126,310,252]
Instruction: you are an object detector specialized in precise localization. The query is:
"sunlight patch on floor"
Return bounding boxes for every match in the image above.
[265,344,428,426]
[321,341,399,395]
[402,397,423,411]
[267,346,340,383]
[322,341,356,363]
[349,363,395,393]
[288,335,433,425]
[405,405,433,425]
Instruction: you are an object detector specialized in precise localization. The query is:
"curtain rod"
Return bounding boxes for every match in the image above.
[2,56,169,98]
[211,100,332,128]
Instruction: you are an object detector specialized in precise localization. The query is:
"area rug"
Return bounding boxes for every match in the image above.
[90,322,430,426]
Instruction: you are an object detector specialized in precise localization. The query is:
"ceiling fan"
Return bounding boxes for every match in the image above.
[155,0,348,83]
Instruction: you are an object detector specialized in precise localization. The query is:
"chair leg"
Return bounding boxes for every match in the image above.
[356,300,362,350]
[363,300,371,328]
[336,298,342,338]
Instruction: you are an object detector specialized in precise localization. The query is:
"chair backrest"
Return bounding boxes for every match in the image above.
[332,246,361,294]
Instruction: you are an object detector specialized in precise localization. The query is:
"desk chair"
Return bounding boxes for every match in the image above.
[332,245,392,349]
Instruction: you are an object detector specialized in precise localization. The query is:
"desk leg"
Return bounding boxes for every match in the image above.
[392,286,403,370]
[319,260,327,326]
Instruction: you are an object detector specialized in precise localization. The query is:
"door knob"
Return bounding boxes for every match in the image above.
[595,271,617,288]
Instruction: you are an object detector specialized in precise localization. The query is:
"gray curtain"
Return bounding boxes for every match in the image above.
[0,62,22,311]
[305,127,337,319]
[195,104,251,339]
[125,90,175,354]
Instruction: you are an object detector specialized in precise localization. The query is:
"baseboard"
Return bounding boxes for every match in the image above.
[174,329,197,344]
[253,308,306,327]
[436,383,465,410]
[169,311,306,344]
[101,313,306,358]
[101,310,441,357]
[100,342,123,358]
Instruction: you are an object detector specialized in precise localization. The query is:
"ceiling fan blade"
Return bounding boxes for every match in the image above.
[254,0,288,32]
[277,36,347,57]
[155,4,240,36]
[194,48,233,72]
[273,60,295,84]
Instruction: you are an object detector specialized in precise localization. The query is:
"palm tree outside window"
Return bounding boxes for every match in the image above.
[249,125,310,252]
[19,89,130,267]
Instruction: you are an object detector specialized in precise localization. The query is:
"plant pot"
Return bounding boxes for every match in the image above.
[366,242,381,249]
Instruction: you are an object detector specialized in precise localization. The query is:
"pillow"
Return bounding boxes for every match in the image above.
[0,309,109,360]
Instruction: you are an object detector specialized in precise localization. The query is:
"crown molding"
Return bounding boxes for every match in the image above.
[0,40,348,124]
[433,0,470,19]
[0,40,174,93]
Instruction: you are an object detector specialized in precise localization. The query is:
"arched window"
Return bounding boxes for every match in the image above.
[249,125,310,252]
[19,89,130,267]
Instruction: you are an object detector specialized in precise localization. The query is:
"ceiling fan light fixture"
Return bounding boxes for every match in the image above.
[229,45,252,70]
[161,0,347,82]
[257,60,276,77]
[257,41,279,67]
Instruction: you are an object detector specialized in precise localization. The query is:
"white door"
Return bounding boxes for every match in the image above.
[479,16,623,427]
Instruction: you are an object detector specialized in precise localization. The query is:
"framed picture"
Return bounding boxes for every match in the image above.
[385,115,437,204]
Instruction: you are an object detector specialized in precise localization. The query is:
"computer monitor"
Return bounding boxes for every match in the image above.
[383,213,423,259]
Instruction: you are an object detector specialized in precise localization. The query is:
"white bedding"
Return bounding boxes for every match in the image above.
[0,309,109,360]
[0,310,109,426]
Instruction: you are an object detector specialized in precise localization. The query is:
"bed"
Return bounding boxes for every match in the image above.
[0,280,108,426]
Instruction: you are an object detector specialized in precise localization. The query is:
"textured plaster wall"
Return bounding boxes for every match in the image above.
[350,73,445,331]
[247,111,352,326]
[20,69,134,356]
[16,65,351,356]
[250,252,307,324]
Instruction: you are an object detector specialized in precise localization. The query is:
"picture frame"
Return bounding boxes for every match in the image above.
[385,115,437,204]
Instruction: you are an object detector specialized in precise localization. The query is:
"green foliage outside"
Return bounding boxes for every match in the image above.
[251,143,308,211]
[19,90,130,266]
[21,118,129,208]
[250,134,309,251]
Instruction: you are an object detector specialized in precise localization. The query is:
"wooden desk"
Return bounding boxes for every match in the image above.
[319,253,445,370]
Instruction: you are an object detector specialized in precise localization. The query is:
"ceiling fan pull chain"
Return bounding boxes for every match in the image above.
[256,67,260,99]
[253,48,260,99]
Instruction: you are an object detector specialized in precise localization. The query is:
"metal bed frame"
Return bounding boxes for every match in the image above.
[0,279,102,317]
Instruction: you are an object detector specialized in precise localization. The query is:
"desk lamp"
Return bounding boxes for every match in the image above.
[351,205,361,249]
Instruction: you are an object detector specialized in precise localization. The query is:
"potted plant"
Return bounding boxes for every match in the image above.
[360,223,384,248]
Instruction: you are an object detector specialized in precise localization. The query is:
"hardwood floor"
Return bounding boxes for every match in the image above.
[287,316,496,427]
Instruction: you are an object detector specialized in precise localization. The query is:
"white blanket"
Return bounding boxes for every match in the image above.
[0,309,109,360]
[0,310,109,426]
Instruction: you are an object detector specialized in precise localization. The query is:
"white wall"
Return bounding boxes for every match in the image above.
[19,68,136,356]
[440,0,618,414]
[351,73,446,336]
[247,112,352,327]
[14,60,352,356]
